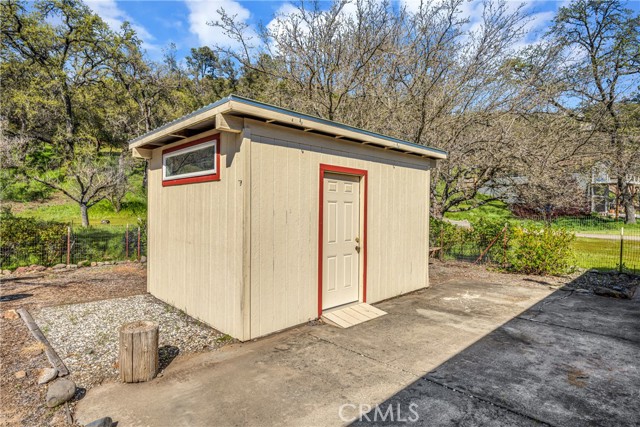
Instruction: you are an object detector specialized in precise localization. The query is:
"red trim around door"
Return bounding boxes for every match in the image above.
[162,134,221,187]
[318,164,368,317]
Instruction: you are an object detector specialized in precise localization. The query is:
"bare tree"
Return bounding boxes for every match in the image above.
[536,0,640,223]
[105,152,135,213]
[212,0,544,217]
[214,0,399,122]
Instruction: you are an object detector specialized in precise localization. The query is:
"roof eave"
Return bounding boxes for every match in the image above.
[128,96,448,160]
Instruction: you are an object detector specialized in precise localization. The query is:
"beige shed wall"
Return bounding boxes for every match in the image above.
[247,120,432,338]
[147,129,246,339]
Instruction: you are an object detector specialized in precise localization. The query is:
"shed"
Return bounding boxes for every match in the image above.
[129,95,447,340]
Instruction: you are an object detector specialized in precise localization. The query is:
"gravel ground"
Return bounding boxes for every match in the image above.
[34,294,230,391]
[1,264,147,426]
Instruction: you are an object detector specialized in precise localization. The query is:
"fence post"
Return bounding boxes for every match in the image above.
[66,226,71,266]
[137,227,141,261]
[503,223,508,268]
[619,227,624,274]
[125,224,129,259]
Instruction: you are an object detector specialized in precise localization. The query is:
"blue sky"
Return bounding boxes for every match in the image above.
[84,0,640,61]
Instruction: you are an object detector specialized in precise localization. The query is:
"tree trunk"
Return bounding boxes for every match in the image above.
[80,203,89,227]
[142,160,149,189]
[620,182,637,224]
[119,321,159,383]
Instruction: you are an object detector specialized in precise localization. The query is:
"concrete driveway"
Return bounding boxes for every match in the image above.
[76,277,639,426]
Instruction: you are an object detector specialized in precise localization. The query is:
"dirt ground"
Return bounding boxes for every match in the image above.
[1,261,637,426]
[0,264,146,426]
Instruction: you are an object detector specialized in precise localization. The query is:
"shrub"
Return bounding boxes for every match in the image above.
[430,217,470,253]
[507,225,575,275]
[471,218,510,247]
[471,218,511,264]
[0,208,67,268]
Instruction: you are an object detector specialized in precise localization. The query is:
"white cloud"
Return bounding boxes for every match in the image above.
[84,0,158,51]
[184,0,255,48]
[266,2,300,36]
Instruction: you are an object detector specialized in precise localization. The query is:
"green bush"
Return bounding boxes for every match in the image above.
[0,208,67,268]
[470,218,511,264]
[430,217,470,252]
[507,225,575,275]
[471,218,510,248]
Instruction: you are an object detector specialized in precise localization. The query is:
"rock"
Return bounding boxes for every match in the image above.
[594,286,630,299]
[37,368,58,385]
[52,263,67,270]
[85,416,113,427]
[2,269,10,275]
[104,261,112,265]
[91,262,97,267]
[140,256,147,263]
[96,262,104,266]
[2,310,19,320]
[34,265,47,272]
[14,370,27,379]
[13,266,30,275]
[46,378,76,407]
[67,264,78,269]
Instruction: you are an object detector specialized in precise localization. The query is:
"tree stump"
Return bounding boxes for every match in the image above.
[119,321,159,383]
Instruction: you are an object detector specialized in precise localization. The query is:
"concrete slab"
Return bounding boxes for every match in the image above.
[75,278,640,427]
[358,288,640,426]
[519,290,640,342]
[351,380,540,427]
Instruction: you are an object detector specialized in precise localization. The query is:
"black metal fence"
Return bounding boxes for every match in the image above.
[0,225,147,270]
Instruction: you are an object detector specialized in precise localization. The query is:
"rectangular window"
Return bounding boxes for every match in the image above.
[162,135,220,186]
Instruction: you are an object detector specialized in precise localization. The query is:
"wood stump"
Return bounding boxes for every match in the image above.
[119,321,159,383]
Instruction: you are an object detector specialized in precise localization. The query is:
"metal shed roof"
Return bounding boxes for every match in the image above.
[129,95,448,160]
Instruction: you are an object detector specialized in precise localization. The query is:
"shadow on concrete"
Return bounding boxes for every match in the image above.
[352,272,640,427]
[158,345,180,371]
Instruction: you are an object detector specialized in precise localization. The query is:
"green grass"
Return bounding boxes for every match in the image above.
[444,199,513,222]
[444,196,640,233]
[540,217,640,233]
[17,193,147,226]
[572,237,640,273]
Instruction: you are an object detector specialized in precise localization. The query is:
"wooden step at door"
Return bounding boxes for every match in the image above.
[321,303,387,328]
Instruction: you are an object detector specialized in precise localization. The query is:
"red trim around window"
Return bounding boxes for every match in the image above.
[162,134,221,187]
[317,164,368,317]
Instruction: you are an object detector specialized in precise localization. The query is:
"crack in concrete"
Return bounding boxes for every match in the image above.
[524,290,574,321]
[310,332,555,426]
[514,316,640,346]
[420,375,555,427]
[308,332,422,377]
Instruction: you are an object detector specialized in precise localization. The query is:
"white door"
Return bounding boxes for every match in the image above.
[323,173,361,310]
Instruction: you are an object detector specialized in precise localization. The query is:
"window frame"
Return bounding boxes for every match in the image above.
[162,134,221,187]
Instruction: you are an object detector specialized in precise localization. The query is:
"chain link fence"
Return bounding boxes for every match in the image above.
[0,225,147,270]
[431,215,640,275]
